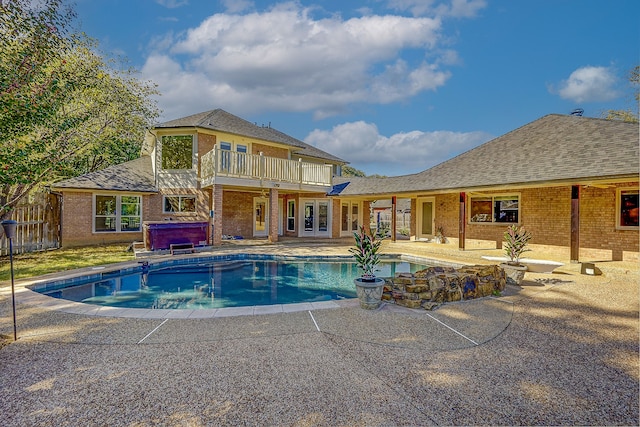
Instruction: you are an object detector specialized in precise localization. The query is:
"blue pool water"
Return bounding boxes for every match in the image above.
[38,257,429,309]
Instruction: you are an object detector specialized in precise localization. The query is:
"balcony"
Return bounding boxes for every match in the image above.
[200,149,333,189]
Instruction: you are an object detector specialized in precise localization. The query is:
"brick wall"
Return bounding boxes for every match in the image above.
[221,190,255,238]
[252,143,289,159]
[197,133,216,157]
[146,189,210,222]
[579,182,638,260]
[60,189,212,248]
[433,194,458,242]
[427,183,638,260]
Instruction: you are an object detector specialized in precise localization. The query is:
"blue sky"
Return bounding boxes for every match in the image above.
[75,0,639,176]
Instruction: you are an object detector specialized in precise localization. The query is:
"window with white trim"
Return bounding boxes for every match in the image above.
[94,195,141,232]
[163,195,197,213]
[287,200,295,231]
[618,188,639,229]
[161,135,194,170]
[469,194,520,224]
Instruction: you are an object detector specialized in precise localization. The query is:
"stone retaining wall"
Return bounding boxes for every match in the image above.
[382,265,507,310]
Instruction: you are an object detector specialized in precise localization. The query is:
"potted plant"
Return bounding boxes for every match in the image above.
[349,225,385,309]
[434,225,447,244]
[500,224,532,285]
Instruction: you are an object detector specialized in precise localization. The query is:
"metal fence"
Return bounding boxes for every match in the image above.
[0,195,60,256]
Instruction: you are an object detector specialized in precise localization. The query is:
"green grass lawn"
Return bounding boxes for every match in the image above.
[0,244,136,283]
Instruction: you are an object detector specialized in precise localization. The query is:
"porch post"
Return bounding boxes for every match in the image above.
[459,192,466,251]
[268,188,279,243]
[212,184,223,246]
[363,200,372,233]
[391,196,397,242]
[570,185,580,262]
[410,198,416,240]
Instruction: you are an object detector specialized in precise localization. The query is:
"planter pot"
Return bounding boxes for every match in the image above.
[500,263,528,286]
[354,277,385,309]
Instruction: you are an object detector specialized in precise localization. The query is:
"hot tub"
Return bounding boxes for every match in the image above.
[143,221,209,251]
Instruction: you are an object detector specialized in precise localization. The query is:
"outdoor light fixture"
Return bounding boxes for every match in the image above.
[2,220,18,341]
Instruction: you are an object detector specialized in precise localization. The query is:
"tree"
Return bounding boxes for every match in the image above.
[0,1,160,219]
[342,165,367,177]
[602,65,639,123]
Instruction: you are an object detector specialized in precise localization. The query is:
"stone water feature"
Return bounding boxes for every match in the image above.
[382,265,507,310]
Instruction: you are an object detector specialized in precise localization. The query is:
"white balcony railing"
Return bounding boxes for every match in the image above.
[201,149,333,187]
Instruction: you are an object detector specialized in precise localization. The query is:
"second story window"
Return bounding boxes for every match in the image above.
[162,135,193,170]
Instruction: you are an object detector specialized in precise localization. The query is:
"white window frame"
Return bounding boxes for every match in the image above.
[162,195,197,214]
[287,200,295,232]
[93,194,142,233]
[160,134,196,171]
[616,188,639,230]
[468,193,521,224]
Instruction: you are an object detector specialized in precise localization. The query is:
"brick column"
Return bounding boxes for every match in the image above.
[213,184,223,246]
[268,188,279,242]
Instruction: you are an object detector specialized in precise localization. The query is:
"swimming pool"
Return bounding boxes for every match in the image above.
[32,255,430,309]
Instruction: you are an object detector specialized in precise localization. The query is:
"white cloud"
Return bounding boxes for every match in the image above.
[305,121,492,176]
[141,2,468,120]
[556,66,621,103]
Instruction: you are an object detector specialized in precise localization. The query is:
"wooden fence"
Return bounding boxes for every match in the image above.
[0,195,61,256]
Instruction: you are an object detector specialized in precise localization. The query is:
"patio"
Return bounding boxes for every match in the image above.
[0,240,638,425]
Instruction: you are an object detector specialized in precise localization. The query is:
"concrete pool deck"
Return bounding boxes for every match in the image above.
[0,240,638,425]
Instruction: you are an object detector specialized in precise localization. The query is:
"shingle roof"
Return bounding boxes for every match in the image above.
[333,114,639,196]
[157,109,346,164]
[52,156,156,192]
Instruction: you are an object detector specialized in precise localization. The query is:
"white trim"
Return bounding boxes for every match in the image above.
[92,194,142,234]
[299,198,331,237]
[340,200,361,237]
[616,187,639,230]
[286,199,296,232]
[253,197,269,237]
[468,192,521,225]
[416,197,435,239]
[162,194,197,214]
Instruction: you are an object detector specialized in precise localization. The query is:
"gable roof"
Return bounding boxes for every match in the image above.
[52,156,156,192]
[333,114,639,197]
[156,109,346,164]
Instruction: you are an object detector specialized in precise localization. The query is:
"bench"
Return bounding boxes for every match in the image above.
[170,243,195,255]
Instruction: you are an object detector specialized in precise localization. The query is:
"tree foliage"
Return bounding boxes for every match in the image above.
[342,165,367,177]
[602,65,639,124]
[0,0,160,218]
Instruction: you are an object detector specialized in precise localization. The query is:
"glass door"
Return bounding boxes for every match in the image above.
[301,200,331,237]
[254,198,268,237]
[304,202,314,233]
[340,201,359,237]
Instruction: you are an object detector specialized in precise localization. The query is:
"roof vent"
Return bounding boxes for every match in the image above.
[570,108,584,117]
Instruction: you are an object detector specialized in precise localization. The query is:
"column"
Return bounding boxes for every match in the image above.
[213,184,223,246]
[268,188,279,243]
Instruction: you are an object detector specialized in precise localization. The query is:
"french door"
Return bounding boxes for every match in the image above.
[340,201,360,237]
[301,199,330,237]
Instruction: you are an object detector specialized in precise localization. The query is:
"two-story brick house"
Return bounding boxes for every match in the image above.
[52,109,350,248]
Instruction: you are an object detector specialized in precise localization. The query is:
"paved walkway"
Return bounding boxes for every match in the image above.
[0,240,638,426]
